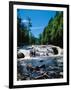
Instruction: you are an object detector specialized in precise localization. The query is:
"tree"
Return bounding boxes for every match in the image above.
[38,11,63,48]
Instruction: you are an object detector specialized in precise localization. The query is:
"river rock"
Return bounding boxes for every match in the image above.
[17,53,25,58]
[59,72,63,76]
[34,72,48,79]
[27,64,33,72]
[39,64,46,69]
[52,47,58,54]
[34,66,40,71]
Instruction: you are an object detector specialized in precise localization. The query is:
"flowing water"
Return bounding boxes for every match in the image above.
[17,56,63,80]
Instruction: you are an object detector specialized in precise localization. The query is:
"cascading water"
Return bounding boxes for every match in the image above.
[17,45,63,80]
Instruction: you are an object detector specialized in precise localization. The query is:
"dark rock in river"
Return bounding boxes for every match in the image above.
[47,71,57,78]
[27,64,33,72]
[40,60,44,62]
[52,47,58,54]
[34,72,48,79]
[35,66,40,71]
[17,53,25,58]
[39,64,46,69]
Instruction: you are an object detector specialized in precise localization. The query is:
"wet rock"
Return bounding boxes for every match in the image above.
[35,66,40,71]
[17,64,23,75]
[59,73,63,78]
[34,72,48,79]
[48,71,58,78]
[27,65,40,72]
[27,64,33,72]
[39,64,46,69]
[17,53,25,58]
[31,71,41,78]
[43,72,48,78]
[50,66,59,71]
[30,49,36,57]
[52,47,58,54]
[58,63,63,67]
[39,69,45,74]
[59,72,63,76]
[40,60,44,62]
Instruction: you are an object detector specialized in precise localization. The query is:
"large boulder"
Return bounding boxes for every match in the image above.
[17,53,25,58]
[52,47,58,54]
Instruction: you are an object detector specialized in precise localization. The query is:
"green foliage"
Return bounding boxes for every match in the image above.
[39,11,63,48]
[17,14,36,46]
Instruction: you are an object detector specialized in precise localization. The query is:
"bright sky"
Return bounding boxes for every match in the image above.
[17,9,56,38]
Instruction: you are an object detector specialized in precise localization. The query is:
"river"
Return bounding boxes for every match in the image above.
[17,45,63,80]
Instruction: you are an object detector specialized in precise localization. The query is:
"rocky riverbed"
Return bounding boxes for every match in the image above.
[17,45,63,80]
[17,57,63,80]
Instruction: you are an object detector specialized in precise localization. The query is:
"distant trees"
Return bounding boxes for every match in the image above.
[17,10,34,46]
[38,11,63,48]
[17,10,39,46]
[17,16,30,46]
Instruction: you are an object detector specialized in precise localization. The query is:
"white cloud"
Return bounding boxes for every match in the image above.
[22,19,29,23]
